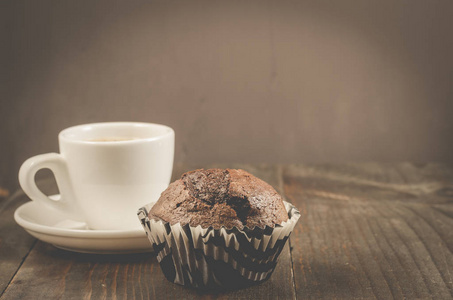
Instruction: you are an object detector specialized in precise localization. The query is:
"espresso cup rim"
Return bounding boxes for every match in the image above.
[59,122,174,145]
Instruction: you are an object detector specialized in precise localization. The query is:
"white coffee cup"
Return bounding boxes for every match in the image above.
[19,122,174,230]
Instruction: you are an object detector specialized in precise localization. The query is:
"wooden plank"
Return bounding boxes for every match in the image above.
[0,190,36,297]
[2,164,296,299]
[0,173,62,297]
[284,163,453,299]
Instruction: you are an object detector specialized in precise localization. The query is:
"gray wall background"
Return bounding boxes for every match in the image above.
[2,0,453,190]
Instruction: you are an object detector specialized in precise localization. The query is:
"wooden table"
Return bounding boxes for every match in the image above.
[1,163,452,299]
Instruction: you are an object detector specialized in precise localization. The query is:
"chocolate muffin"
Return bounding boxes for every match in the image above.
[149,168,288,229]
[138,168,300,290]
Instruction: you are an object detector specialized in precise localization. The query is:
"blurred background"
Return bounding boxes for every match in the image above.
[1,0,452,191]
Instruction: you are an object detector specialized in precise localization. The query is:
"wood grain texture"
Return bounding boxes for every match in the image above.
[0,189,36,297]
[1,164,295,299]
[284,163,453,299]
[0,175,61,297]
[3,163,452,299]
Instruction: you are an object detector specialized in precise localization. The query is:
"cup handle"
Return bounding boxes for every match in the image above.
[18,153,83,221]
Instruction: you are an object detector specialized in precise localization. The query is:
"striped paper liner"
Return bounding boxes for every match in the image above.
[138,201,300,290]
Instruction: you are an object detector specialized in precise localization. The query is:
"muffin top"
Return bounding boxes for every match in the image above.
[149,168,289,229]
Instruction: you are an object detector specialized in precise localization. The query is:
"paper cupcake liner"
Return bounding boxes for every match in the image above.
[138,201,300,290]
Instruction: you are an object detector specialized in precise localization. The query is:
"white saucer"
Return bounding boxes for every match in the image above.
[14,197,152,254]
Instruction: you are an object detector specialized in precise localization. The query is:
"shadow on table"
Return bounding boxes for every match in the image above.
[42,244,157,263]
[35,243,285,297]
